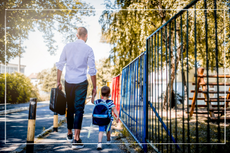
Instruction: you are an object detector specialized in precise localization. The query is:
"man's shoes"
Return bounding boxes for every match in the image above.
[72,138,84,149]
[97,143,102,150]
[66,133,73,143]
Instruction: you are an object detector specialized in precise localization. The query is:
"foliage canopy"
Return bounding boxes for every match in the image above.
[99,0,230,75]
[0,0,95,63]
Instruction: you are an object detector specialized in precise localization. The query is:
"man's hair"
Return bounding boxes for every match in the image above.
[77,27,87,38]
[101,86,110,97]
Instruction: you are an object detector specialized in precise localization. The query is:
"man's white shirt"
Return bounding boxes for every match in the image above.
[56,39,97,84]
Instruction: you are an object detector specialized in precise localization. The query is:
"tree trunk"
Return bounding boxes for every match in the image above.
[163,63,176,108]
[182,69,187,104]
[163,22,182,108]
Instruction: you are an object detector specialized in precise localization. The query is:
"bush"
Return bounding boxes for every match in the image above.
[0,72,40,104]
[38,94,50,102]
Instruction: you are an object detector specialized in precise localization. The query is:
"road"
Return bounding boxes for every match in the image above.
[0,105,65,152]
[0,101,49,111]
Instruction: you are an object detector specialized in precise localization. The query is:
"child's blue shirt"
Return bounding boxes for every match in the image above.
[94,99,115,121]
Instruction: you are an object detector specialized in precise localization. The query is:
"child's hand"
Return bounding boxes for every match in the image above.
[116,117,119,123]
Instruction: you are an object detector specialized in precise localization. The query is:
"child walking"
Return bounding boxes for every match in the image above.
[91,86,119,150]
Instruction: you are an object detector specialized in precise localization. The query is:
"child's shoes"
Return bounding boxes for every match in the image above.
[97,143,102,150]
[106,137,112,145]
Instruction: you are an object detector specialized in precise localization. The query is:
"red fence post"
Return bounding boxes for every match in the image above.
[111,75,121,115]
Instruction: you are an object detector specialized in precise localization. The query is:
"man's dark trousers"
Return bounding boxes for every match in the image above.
[65,80,88,129]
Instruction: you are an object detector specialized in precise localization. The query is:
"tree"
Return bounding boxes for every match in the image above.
[37,65,65,93]
[99,0,189,75]
[0,0,95,63]
[0,72,40,104]
[99,0,230,107]
[96,58,113,88]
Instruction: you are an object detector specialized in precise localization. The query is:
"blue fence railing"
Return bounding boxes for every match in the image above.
[120,52,147,150]
[119,0,229,153]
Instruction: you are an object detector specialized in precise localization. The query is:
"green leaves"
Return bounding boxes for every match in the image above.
[0,0,95,63]
[96,58,113,88]
[0,72,39,104]
[37,64,65,93]
[100,0,230,74]
[99,1,167,75]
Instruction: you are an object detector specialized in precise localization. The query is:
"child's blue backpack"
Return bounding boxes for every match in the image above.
[88,100,112,138]
[92,102,111,126]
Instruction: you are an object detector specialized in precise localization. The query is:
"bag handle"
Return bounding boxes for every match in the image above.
[57,85,61,90]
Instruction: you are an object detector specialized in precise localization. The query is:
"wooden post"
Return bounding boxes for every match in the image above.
[53,112,58,132]
[226,87,230,107]
[189,70,201,117]
[189,68,216,117]
[26,98,37,153]
[199,68,215,117]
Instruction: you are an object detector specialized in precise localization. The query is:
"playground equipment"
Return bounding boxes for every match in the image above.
[189,67,230,121]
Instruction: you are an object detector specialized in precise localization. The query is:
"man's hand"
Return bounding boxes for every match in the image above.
[92,89,96,97]
[57,82,62,90]
[91,88,96,104]
[91,75,96,96]
[92,88,96,97]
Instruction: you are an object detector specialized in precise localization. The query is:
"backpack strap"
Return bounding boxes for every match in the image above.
[87,122,93,138]
[106,120,111,133]
[106,100,112,103]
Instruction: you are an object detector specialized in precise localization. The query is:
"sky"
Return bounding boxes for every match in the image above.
[10,0,111,76]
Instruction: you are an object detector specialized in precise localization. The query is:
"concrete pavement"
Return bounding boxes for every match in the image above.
[20,103,127,153]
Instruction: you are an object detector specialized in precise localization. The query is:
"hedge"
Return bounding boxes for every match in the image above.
[0,72,40,104]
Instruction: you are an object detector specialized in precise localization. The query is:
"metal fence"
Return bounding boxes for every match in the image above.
[120,52,147,148]
[146,0,229,152]
[119,0,229,152]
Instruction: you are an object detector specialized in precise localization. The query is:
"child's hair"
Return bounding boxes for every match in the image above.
[101,86,110,97]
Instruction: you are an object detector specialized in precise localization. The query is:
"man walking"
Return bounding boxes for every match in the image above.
[56,27,97,149]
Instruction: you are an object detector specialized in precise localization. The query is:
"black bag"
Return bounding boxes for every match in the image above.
[49,86,66,115]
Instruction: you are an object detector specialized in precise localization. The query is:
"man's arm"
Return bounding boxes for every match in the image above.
[91,75,97,98]
[57,69,62,90]
[88,48,97,97]
[56,46,66,90]
[91,83,96,104]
